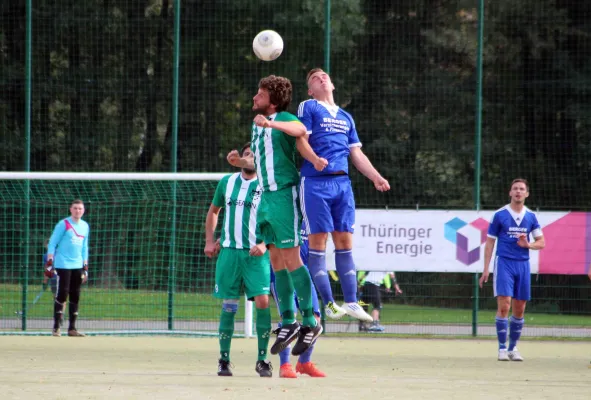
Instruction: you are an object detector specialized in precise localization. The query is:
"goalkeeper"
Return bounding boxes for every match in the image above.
[46,199,89,337]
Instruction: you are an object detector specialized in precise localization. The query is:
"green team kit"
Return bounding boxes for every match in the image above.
[251,111,303,249]
[211,172,270,299]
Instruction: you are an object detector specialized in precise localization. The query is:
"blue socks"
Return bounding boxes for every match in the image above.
[307,249,335,304]
[508,316,524,351]
[279,344,314,366]
[335,249,357,303]
[279,346,291,366]
[495,316,508,350]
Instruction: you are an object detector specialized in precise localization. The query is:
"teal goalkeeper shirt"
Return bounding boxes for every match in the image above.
[47,217,90,270]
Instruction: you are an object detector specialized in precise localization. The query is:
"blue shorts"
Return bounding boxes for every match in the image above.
[493,256,531,301]
[300,175,355,234]
[270,263,320,318]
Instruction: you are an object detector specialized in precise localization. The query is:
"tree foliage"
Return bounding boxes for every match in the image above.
[2,0,591,210]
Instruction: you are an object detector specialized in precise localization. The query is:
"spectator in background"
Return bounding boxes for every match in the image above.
[357,271,402,332]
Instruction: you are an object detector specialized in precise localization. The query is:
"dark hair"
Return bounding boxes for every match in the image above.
[258,75,292,112]
[71,199,84,206]
[306,68,325,84]
[510,178,529,191]
[239,142,251,157]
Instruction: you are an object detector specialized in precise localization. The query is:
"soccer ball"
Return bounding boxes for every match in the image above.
[252,30,283,61]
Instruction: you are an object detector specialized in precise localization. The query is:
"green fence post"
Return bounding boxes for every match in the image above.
[22,0,33,331]
[168,0,181,331]
[472,0,485,337]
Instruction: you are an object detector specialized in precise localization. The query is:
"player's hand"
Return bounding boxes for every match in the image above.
[385,287,391,293]
[204,241,219,258]
[516,234,530,249]
[479,271,489,288]
[44,259,55,278]
[81,264,89,284]
[215,238,221,255]
[373,176,390,192]
[394,284,403,295]
[249,242,267,257]
[313,157,329,172]
[253,114,271,128]
[227,150,243,168]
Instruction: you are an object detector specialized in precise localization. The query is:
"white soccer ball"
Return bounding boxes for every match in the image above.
[252,30,283,61]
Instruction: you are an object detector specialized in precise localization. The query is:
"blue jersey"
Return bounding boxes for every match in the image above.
[48,217,90,270]
[487,205,542,261]
[297,99,361,177]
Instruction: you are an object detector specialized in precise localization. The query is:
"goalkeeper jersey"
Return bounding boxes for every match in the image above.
[251,111,302,192]
[212,173,263,249]
[47,217,90,270]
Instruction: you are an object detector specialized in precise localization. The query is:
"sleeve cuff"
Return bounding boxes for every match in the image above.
[349,142,362,148]
[487,234,497,239]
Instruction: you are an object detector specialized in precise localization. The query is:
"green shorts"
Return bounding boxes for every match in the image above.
[213,247,271,300]
[257,186,302,249]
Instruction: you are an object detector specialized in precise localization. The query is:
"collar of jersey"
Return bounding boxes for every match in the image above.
[239,173,257,184]
[317,100,339,116]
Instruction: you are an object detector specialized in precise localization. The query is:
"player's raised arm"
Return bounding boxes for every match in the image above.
[349,146,390,191]
[253,114,306,137]
[227,149,255,171]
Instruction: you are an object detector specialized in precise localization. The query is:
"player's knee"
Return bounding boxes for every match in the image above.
[308,233,328,250]
[254,295,269,309]
[222,299,239,313]
[331,231,353,249]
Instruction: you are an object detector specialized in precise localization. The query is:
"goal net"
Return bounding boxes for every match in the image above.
[0,172,257,336]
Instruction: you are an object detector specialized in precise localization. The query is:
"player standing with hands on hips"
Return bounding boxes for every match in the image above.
[479,179,545,361]
[45,199,90,337]
[297,68,390,322]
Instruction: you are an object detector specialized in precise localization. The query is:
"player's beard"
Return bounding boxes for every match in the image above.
[242,167,256,176]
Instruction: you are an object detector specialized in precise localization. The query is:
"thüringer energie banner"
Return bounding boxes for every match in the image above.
[324,210,590,275]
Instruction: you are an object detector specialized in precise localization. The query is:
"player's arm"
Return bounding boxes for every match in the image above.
[205,204,222,258]
[296,136,328,171]
[253,115,306,137]
[479,237,496,288]
[518,233,545,250]
[81,227,90,283]
[46,221,66,262]
[349,146,390,191]
[528,235,545,250]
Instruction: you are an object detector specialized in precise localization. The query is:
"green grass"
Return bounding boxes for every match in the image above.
[1,284,590,327]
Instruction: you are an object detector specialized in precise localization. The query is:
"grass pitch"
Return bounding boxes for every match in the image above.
[0,336,589,400]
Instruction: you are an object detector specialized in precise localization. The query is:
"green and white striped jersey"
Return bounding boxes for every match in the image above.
[212,173,263,249]
[251,111,301,192]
